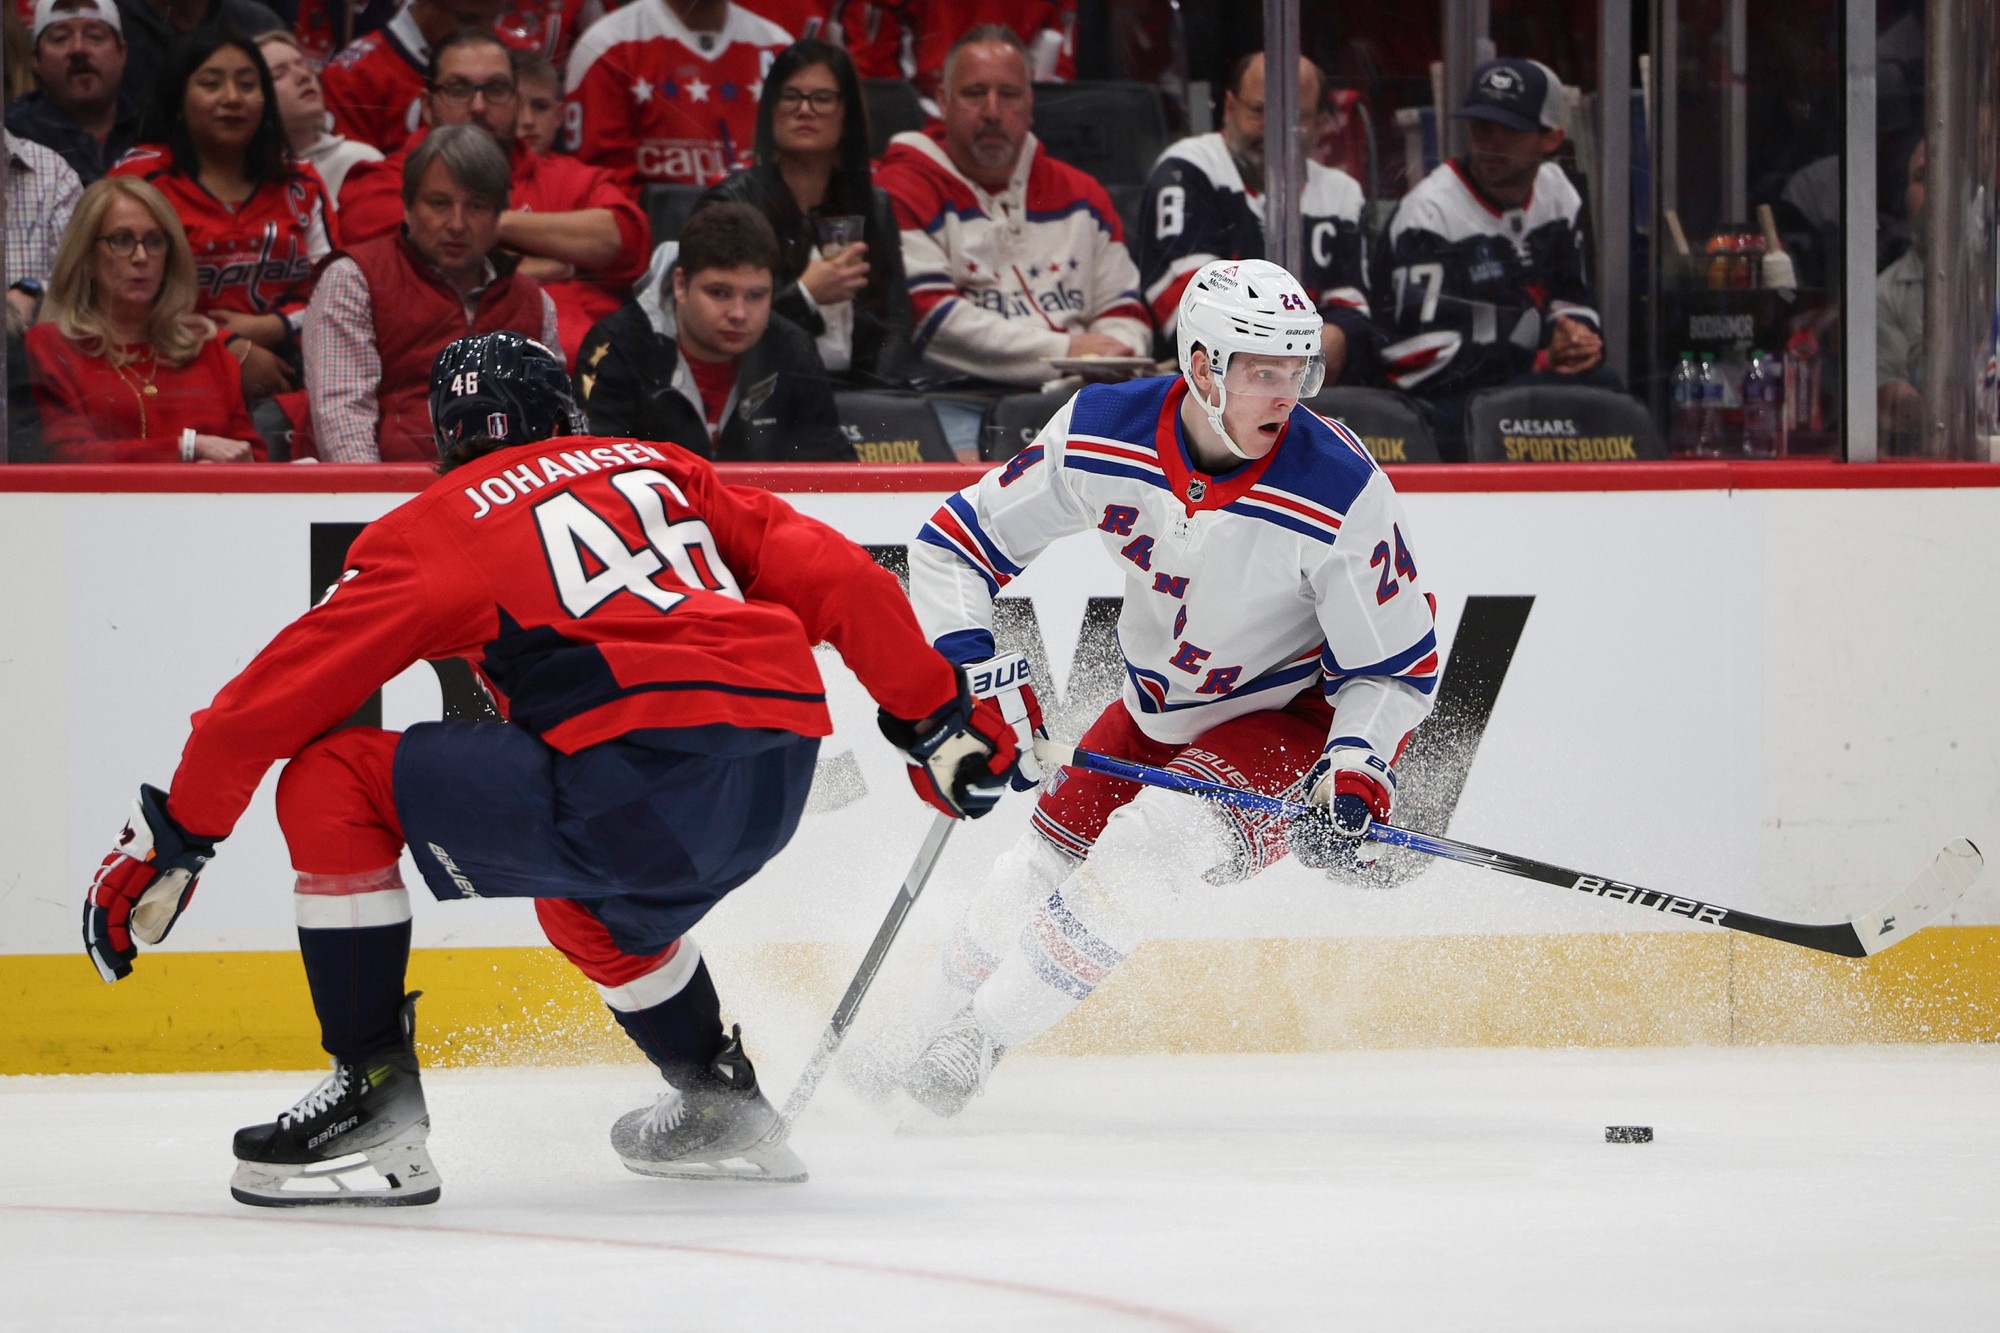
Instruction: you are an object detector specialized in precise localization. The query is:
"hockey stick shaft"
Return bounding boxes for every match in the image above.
[1035,741,1981,959]
[775,811,957,1135]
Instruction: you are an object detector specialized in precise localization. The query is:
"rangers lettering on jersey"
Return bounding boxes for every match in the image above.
[908,375,1438,753]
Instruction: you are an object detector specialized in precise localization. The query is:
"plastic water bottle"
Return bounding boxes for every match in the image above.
[1741,351,1781,458]
[1669,353,1701,455]
[1695,353,1724,456]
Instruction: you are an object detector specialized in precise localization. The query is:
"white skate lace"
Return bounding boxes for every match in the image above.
[921,1019,991,1089]
[278,1064,352,1128]
[639,1086,687,1136]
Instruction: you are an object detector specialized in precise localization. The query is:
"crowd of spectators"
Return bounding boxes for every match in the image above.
[0,0,1624,466]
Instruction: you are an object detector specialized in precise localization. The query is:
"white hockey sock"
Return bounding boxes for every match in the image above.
[970,789,1233,1049]
[910,832,1074,1029]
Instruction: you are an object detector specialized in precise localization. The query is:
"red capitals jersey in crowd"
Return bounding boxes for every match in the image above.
[164,435,958,838]
[338,131,651,362]
[733,0,830,39]
[495,0,608,65]
[565,0,792,187]
[320,6,431,154]
[109,146,336,326]
[835,0,906,78]
[918,0,1074,94]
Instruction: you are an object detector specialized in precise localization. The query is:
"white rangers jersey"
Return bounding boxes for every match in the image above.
[1375,159,1598,399]
[910,375,1438,753]
[1137,132,1371,341]
[876,127,1151,386]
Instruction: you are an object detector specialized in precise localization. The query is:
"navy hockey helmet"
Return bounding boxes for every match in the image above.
[430,331,582,454]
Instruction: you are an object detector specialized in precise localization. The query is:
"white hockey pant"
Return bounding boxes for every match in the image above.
[946,789,1234,1049]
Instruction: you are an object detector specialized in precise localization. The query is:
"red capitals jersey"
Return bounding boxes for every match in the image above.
[835,0,906,78]
[495,0,608,65]
[564,0,792,187]
[905,0,1074,97]
[109,147,336,325]
[320,7,431,155]
[733,0,830,39]
[167,435,960,838]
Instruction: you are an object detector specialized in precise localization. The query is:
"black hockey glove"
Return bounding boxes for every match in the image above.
[82,785,218,982]
[1286,746,1396,874]
[879,662,1026,820]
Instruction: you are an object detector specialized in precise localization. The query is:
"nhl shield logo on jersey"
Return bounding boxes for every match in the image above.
[1187,478,1207,502]
[486,413,509,438]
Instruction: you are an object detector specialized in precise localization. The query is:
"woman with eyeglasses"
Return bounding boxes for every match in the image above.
[700,39,913,385]
[111,30,337,405]
[29,177,263,462]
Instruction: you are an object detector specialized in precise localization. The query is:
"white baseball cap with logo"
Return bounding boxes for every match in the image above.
[32,0,123,43]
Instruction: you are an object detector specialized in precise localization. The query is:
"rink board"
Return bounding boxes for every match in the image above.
[3,462,1999,1070]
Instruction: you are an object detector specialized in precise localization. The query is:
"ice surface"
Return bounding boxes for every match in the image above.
[5,1046,1999,1331]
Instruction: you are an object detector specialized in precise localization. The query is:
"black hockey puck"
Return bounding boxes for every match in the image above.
[1605,1125,1653,1143]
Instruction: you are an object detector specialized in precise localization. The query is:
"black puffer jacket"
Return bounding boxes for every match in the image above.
[573,299,853,462]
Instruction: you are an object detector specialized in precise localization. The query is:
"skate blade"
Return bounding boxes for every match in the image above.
[230,1141,441,1208]
[618,1138,809,1184]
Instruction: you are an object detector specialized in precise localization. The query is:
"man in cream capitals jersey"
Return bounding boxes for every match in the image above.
[858,258,1440,1115]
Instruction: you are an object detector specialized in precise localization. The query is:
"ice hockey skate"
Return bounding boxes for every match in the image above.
[611,1026,807,1183]
[836,1018,935,1103]
[898,1005,1007,1117]
[229,992,438,1207]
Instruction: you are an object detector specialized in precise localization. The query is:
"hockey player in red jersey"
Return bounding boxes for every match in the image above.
[80,331,1031,1201]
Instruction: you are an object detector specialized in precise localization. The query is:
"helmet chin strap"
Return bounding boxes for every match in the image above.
[1184,364,1257,462]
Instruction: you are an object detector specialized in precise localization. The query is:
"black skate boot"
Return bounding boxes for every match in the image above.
[229,992,438,1207]
[898,1004,1006,1118]
[611,1025,807,1183]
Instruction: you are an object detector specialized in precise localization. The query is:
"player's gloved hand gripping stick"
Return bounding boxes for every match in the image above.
[773,654,1042,1140]
[83,785,219,982]
[1034,740,1983,960]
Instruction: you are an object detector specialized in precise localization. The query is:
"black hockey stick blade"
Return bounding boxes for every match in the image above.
[1033,741,1984,959]
[771,811,957,1141]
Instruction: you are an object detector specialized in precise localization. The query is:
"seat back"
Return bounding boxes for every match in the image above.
[834,391,958,463]
[1031,81,1169,187]
[1465,384,1665,463]
[1303,387,1441,464]
[640,183,709,247]
[862,79,926,158]
[981,390,1070,461]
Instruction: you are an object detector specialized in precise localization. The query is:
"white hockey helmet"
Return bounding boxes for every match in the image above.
[1176,259,1326,460]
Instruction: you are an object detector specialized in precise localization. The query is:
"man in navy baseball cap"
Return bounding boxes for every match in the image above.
[1455,57,1567,133]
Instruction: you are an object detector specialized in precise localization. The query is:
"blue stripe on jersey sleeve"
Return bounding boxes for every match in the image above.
[1219,500,1339,544]
[935,627,999,666]
[944,493,1024,577]
[1320,629,1440,693]
[916,526,1000,596]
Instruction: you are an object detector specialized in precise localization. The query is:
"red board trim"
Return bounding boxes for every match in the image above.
[4,460,2000,495]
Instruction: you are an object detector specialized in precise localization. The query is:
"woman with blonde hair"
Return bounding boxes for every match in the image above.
[29,175,263,462]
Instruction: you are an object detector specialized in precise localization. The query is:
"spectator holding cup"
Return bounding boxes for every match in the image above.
[700,38,912,385]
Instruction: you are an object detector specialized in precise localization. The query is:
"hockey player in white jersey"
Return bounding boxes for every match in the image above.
[861,258,1439,1115]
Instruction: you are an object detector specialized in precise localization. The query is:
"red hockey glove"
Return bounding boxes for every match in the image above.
[1287,744,1396,874]
[82,785,218,982]
[879,660,1027,819]
[963,653,1047,791]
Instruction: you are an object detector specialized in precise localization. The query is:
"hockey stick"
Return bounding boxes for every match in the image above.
[771,811,957,1140]
[1034,740,1983,959]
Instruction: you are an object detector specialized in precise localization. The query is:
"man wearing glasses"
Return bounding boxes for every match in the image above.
[322,0,516,156]
[338,29,649,364]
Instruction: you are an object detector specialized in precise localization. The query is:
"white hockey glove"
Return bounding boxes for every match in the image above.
[1286,745,1396,874]
[962,653,1047,791]
[82,785,218,983]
